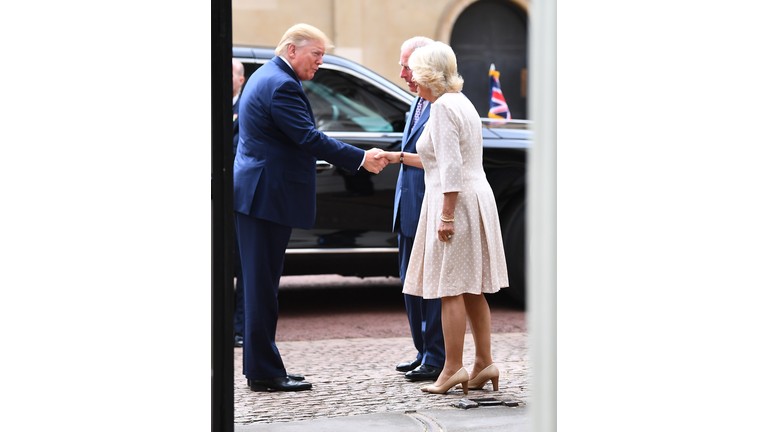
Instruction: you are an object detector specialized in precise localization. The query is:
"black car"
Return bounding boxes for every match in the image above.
[233,47,529,305]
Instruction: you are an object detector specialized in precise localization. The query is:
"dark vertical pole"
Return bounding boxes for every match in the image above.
[212,0,234,430]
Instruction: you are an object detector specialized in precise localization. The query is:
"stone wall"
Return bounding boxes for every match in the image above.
[232,0,528,93]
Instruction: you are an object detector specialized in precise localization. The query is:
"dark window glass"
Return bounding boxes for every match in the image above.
[244,62,259,79]
[303,69,408,133]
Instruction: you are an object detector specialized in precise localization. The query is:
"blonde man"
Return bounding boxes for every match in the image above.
[234,24,388,392]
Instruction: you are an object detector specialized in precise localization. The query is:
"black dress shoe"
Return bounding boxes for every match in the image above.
[234,335,244,348]
[248,374,305,386]
[396,358,421,372]
[247,376,312,392]
[405,364,443,381]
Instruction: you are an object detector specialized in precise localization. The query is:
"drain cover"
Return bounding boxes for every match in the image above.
[454,397,521,409]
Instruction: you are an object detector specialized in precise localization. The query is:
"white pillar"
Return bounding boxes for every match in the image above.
[528,0,557,431]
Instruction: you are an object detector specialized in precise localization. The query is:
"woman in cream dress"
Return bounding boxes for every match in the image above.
[376,42,508,394]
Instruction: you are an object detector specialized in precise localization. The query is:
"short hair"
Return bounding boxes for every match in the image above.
[275,24,334,57]
[409,42,464,98]
[400,36,434,58]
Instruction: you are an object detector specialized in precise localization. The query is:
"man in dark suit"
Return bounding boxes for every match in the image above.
[232,58,245,348]
[234,24,388,392]
[392,37,446,382]
[232,58,244,155]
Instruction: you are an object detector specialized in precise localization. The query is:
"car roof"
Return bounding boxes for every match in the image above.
[233,46,531,143]
[233,46,412,103]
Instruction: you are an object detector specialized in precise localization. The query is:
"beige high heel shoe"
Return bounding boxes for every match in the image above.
[465,364,500,390]
[421,367,469,394]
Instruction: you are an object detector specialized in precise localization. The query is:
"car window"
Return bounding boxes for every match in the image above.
[303,69,408,133]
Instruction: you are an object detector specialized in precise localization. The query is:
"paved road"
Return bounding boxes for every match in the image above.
[274,275,527,341]
[234,275,529,426]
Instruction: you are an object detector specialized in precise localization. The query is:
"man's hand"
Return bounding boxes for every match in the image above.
[362,148,389,174]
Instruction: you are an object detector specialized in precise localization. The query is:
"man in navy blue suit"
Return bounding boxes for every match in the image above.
[234,24,388,392]
[232,58,245,348]
[392,37,446,382]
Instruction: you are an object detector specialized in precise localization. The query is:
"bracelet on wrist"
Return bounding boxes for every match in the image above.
[440,214,455,223]
[400,151,404,163]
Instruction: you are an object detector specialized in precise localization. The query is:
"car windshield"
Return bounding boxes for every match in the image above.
[302,68,408,133]
[303,80,393,132]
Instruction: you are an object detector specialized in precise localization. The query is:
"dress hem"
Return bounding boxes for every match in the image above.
[402,285,507,300]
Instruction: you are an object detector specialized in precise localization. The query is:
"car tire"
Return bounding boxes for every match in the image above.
[500,199,526,308]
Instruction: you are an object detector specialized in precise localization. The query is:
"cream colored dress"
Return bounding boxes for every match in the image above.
[403,93,508,299]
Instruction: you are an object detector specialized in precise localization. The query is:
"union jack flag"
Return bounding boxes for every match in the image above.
[488,63,511,120]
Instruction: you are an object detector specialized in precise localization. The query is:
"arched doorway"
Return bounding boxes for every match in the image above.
[450,0,528,119]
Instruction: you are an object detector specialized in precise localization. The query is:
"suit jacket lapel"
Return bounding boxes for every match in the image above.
[272,56,300,83]
[403,100,430,150]
[403,98,419,149]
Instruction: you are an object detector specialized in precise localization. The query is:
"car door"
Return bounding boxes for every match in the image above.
[288,65,412,251]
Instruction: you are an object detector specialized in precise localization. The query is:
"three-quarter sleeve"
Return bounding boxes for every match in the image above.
[429,101,464,193]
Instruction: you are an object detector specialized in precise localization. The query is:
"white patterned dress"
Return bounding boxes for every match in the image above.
[403,93,508,299]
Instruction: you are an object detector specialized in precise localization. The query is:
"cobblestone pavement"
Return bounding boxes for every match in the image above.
[234,332,529,425]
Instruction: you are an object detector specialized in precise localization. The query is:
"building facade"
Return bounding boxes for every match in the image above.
[233,0,529,119]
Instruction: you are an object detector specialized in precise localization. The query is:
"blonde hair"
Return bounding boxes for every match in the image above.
[275,24,334,56]
[409,42,464,98]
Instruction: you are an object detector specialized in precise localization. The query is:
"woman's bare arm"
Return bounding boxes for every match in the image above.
[374,151,423,169]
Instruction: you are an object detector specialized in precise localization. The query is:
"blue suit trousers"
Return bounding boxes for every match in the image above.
[235,212,292,380]
[399,232,445,368]
[233,217,244,338]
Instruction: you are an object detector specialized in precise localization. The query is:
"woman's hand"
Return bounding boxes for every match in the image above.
[374,151,400,164]
[376,151,424,169]
[438,220,454,242]
[438,192,458,242]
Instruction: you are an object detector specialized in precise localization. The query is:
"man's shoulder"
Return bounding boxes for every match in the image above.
[253,60,285,80]
[245,63,300,100]
[262,63,300,89]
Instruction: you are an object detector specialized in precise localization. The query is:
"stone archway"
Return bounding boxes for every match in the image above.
[438,0,529,119]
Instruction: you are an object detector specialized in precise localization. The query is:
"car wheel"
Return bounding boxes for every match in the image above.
[501,200,526,307]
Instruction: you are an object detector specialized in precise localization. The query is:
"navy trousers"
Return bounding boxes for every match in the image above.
[235,212,292,380]
[399,232,445,369]
[233,220,244,338]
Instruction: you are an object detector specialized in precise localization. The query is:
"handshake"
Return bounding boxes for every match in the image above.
[362,148,402,174]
